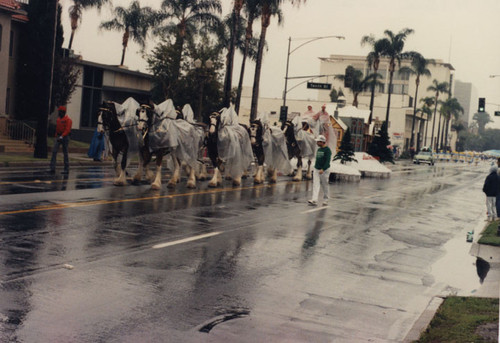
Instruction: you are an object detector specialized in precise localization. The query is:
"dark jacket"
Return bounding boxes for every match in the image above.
[483,171,500,196]
[314,146,332,170]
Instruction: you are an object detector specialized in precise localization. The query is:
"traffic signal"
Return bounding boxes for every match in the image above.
[478,97,485,112]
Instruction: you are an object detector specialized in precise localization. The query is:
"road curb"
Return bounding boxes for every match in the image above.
[403,296,444,342]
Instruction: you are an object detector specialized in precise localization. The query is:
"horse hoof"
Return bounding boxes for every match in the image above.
[151,184,161,190]
[167,182,176,189]
[208,183,218,188]
[187,182,196,189]
[254,179,263,185]
[269,179,277,184]
[292,177,301,182]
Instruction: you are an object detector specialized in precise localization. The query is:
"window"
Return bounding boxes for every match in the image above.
[9,30,13,57]
[391,84,408,95]
[81,66,104,127]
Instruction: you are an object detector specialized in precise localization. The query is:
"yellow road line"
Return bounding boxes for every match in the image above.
[0,181,292,216]
[0,178,116,185]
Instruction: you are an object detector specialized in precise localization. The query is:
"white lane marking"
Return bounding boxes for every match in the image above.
[152,232,222,249]
[302,206,328,214]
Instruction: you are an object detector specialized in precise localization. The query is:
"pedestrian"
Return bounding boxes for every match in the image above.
[87,127,105,162]
[308,134,332,206]
[50,106,72,174]
[483,165,499,221]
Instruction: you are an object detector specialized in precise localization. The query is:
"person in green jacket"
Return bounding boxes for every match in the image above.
[308,135,332,206]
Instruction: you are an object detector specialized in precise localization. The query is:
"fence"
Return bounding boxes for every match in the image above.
[0,116,36,146]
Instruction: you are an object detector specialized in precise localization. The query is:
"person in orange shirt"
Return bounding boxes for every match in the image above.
[50,106,72,174]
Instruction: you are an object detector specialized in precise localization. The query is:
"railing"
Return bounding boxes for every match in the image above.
[0,117,36,146]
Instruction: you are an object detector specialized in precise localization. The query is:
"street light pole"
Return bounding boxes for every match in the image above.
[281,35,345,122]
[194,58,213,122]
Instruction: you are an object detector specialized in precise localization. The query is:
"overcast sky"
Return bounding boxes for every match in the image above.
[58,0,500,127]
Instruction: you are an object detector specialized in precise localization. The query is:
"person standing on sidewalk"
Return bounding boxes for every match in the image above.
[483,165,499,221]
[308,135,332,206]
[50,106,72,174]
[496,157,500,216]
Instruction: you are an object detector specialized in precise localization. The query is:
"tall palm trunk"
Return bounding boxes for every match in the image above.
[235,17,254,114]
[385,59,395,124]
[250,7,270,122]
[120,28,129,66]
[430,92,439,150]
[68,30,76,50]
[424,117,429,146]
[223,0,244,108]
[409,77,420,149]
[368,59,379,125]
[436,113,442,151]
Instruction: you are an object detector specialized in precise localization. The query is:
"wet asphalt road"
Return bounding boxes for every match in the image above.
[0,162,490,342]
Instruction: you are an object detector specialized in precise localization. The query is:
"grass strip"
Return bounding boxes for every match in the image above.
[478,220,500,247]
[416,296,498,342]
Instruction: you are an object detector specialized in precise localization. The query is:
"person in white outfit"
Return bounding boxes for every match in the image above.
[308,135,332,206]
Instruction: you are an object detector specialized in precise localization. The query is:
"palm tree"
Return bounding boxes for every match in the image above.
[378,28,415,124]
[420,96,434,147]
[223,0,245,107]
[155,0,222,83]
[426,80,448,151]
[100,1,155,66]
[398,53,433,150]
[235,0,261,113]
[68,0,109,50]
[250,0,305,122]
[439,97,463,150]
[335,66,381,108]
[360,34,385,124]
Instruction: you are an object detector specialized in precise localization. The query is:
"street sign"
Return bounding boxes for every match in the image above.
[307,82,332,90]
[495,111,500,116]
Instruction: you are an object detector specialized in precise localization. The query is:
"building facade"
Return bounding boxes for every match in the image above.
[317,54,455,151]
[0,0,28,118]
[60,59,153,141]
[453,80,478,127]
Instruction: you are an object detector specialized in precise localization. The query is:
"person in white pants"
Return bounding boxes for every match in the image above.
[308,135,332,206]
[483,165,499,221]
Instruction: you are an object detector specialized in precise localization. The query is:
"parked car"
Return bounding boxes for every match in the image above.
[413,148,435,165]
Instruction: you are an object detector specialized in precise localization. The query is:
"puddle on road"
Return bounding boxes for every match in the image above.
[430,232,489,295]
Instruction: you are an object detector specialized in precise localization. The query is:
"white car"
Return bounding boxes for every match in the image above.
[413,150,435,165]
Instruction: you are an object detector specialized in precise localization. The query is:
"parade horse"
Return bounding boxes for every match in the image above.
[97,99,145,186]
[136,100,201,190]
[181,104,209,181]
[207,107,253,187]
[282,119,315,181]
[248,117,292,184]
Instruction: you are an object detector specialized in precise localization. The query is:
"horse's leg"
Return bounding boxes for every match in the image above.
[305,159,313,180]
[254,165,263,184]
[232,173,242,187]
[268,167,277,184]
[151,153,163,190]
[293,156,303,181]
[133,152,143,184]
[208,167,221,188]
[167,155,181,189]
[186,164,197,189]
[197,160,208,181]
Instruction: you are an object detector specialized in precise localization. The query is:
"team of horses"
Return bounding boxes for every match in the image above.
[97,97,317,189]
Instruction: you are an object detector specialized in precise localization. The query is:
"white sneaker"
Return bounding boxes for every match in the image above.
[308,200,317,206]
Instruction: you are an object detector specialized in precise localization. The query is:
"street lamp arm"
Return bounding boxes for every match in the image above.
[290,35,345,55]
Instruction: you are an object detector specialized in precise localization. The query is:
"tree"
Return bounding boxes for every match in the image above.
[473,111,492,134]
[235,0,261,113]
[334,66,381,107]
[398,53,433,151]
[368,121,394,163]
[154,0,222,93]
[427,80,449,150]
[250,0,305,122]
[223,0,244,107]
[333,128,357,164]
[100,1,155,66]
[439,97,463,151]
[68,0,109,50]
[378,28,415,124]
[360,34,385,124]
